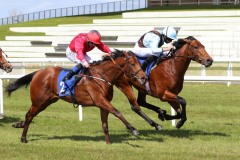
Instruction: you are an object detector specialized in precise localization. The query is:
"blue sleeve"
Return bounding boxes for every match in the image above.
[143,32,163,56]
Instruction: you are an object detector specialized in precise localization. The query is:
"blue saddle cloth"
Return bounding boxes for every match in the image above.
[137,56,157,77]
[58,69,77,97]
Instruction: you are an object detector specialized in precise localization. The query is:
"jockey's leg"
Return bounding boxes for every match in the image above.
[63,63,83,81]
[141,55,158,71]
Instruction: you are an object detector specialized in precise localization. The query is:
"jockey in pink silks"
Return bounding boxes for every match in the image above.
[63,30,112,81]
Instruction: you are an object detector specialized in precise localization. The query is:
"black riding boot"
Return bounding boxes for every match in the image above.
[63,63,83,81]
[141,55,158,71]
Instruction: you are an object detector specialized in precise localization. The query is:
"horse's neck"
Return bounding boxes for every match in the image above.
[169,45,192,77]
[91,59,124,84]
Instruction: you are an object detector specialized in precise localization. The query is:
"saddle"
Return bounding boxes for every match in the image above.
[58,68,86,97]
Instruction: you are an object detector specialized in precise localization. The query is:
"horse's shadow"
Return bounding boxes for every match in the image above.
[28,128,229,145]
[0,116,22,126]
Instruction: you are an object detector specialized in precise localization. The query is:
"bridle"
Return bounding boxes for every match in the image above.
[171,38,203,61]
[82,52,145,87]
[109,53,144,81]
[0,49,12,70]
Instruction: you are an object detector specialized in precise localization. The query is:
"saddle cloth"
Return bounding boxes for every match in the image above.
[58,69,76,97]
[137,56,157,77]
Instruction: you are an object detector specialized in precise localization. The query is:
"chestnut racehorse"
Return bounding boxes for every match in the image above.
[116,36,214,129]
[5,50,163,144]
[0,48,12,73]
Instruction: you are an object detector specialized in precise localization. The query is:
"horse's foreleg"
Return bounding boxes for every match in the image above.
[176,96,187,128]
[167,96,187,129]
[130,105,163,130]
[116,83,163,130]
[137,91,166,121]
[97,99,139,140]
[100,109,111,144]
[112,109,139,136]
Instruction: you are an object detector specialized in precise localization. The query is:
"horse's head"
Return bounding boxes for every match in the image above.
[0,48,13,73]
[109,49,147,85]
[173,36,213,67]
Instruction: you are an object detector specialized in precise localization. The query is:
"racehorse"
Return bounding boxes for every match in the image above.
[5,50,162,144]
[0,48,12,73]
[115,36,213,129]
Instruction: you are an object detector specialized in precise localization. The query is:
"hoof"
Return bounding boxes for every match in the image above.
[158,109,166,121]
[176,121,183,129]
[12,122,23,128]
[155,124,163,131]
[21,137,28,143]
[132,129,139,136]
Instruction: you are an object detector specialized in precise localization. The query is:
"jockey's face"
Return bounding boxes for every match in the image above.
[87,41,96,47]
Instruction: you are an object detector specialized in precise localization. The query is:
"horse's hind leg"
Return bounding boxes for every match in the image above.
[20,99,57,143]
[100,109,110,144]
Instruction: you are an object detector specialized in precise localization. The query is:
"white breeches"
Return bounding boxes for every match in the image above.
[66,47,93,64]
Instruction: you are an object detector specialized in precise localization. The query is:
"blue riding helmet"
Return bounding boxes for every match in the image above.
[162,26,177,40]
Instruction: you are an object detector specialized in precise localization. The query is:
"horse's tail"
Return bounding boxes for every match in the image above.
[5,71,37,96]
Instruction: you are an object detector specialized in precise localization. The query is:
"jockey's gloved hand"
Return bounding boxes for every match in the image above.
[103,53,111,57]
[82,61,90,68]
[170,47,176,56]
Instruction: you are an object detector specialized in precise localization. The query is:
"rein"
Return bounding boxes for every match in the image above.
[86,69,112,86]
[110,54,142,80]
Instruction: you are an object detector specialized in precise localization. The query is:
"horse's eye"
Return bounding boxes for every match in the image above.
[131,63,135,66]
[194,46,198,50]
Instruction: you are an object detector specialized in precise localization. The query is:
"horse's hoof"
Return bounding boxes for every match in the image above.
[132,129,139,136]
[157,109,166,121]
[176,121,183,129]
[12,122,19,128]
[12,122,23,128]
[155,124,163,131]
[21,137,28,143]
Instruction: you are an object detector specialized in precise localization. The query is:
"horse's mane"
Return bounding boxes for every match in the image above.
[173,36,195,50]
[91,49,130,66]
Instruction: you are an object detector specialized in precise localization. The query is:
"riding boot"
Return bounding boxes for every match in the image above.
[63,63,83,81]
[141,55,158,71]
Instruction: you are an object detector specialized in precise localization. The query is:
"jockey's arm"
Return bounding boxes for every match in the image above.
[96,43,112,54]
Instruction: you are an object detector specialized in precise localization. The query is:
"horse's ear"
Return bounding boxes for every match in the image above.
[184,38,191,44]
[122,50,128,57]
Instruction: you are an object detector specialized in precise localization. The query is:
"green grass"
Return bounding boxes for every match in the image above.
[0,83,240,160]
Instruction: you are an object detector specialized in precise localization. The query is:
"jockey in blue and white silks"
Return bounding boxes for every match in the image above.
[131,26,178,71]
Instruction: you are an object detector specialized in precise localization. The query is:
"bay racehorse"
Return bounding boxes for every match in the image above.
[5,50,163,144]
[116,36,214,129]
[0,48,13,73]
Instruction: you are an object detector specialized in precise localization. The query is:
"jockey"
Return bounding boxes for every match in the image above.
[131,26,177,71]
[63,30,112,81]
